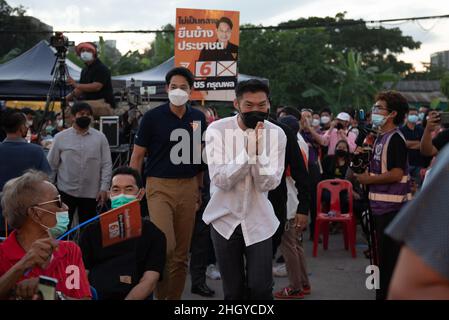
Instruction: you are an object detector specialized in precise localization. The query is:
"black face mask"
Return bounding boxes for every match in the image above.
[75,116,91,129]
[240,111,268,129]
[335,149,349,158]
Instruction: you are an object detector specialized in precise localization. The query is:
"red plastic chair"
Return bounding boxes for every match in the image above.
[313,179,356,258]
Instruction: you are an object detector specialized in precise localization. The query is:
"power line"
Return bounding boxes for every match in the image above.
[1,13,449,34]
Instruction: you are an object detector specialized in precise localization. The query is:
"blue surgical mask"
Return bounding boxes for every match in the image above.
[110,194,137,209]
[45,126,54,134]
[408,115,419,124]
[372,114,387,128]
[34,208,70,238]
[50,211,70,238]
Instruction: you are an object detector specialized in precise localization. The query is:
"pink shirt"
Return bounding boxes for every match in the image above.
[322,128,357,155]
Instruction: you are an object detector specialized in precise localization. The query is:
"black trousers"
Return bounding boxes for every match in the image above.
[189,210,216,287]
[211,225,273,300]
[60,191,99,227]
[373,211,401,300]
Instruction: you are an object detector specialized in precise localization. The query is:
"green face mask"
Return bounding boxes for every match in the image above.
[34,208,70,238]
[110,194,137,209]
[50,211,70,238]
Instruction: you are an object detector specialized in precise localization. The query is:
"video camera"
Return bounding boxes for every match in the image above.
[349,148,372,174]
[49,32,74,54]
[349,108,377,174]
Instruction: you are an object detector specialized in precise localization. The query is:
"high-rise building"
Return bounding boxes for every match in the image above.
[431,50,449,70]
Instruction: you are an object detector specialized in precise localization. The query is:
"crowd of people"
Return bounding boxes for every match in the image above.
[1,63,449,300]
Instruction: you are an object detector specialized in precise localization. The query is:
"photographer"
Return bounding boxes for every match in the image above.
[66,42,115,117]
[420,110,449,157]
[355,91,410,300]
[321,112,357,156]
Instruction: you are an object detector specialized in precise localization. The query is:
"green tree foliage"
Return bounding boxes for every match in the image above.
[302,50,399,112]
[278,13,420,75]
[0,0,52,60]
[146,24,175,68]
[239,24,333,108]
[106,24,174,75]
[239,13,419,110]
[440,72,449,100]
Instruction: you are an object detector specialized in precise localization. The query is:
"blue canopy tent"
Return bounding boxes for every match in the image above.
[0,40,81,100]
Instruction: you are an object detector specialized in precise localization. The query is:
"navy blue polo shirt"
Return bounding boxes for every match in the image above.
[0,138,52,234]
[134,103,206,179]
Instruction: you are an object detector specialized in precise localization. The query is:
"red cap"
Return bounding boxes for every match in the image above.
[75,42,97,55]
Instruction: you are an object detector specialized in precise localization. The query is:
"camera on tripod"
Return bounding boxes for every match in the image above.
[50,32,74,54]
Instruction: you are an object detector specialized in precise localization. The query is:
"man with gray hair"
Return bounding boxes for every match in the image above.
[0,170,91,300]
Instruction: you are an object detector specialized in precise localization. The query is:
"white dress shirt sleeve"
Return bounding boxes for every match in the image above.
[205,126,251,192]
[46,134,60,183]
[100,134,113,191]
[250,128,286,192]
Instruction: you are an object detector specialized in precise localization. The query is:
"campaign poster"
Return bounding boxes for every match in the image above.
[175,8,240,101]
[99,200,142,247]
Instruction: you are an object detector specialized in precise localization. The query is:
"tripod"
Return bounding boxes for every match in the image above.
[36,48,71,142]
[360,185,379,266]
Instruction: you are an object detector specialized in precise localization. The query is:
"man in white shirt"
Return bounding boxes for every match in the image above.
[203,79,287,300]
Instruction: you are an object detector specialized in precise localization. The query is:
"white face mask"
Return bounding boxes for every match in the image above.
[312,119,320,127]
[321,116,330,124]
[80,51,94,62]
[57,120,64,127]
[168,88,189,107]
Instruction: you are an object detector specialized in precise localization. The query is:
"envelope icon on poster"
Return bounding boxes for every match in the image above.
[217,61,237,77]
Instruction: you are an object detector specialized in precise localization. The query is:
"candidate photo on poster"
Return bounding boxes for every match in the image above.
[198,17,238,62]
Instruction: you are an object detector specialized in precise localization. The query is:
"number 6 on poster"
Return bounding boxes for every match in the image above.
[195,61,216,77]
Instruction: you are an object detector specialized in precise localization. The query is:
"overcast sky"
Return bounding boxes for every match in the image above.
[9,0,449,71]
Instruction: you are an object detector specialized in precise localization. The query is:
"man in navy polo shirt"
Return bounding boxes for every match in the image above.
[130,67,206,300]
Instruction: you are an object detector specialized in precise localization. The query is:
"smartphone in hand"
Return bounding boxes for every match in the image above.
[37,276,58,300]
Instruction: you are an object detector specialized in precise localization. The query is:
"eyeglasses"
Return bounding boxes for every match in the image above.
[34,195,63,208]
[372,104,391,113]
[301,108,314,113]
